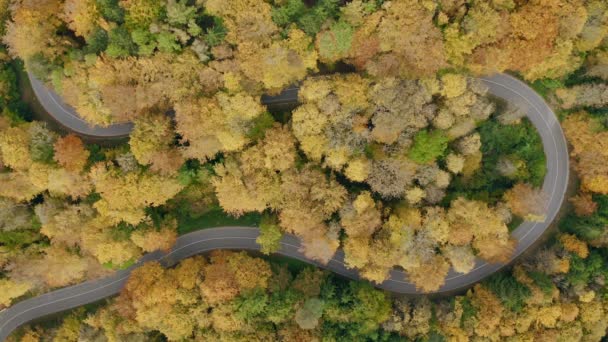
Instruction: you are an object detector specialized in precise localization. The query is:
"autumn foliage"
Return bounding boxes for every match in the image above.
[53,134,89,173]
[3,0,607,328]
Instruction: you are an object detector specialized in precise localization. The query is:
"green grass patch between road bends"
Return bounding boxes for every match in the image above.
[103,258,136,270]
[483,272,531,312]
[177,207,262,235]
[530,78,564,99]
[408,130,448,164]
[459,297,477,328]
[445,118,546,205]
[266,255,312,275]
[507,216,524,232]
[271,0,341,36]
[478,118,546,187]
[566,251,608,287]
[317,20,353,62]
[560,194,608,241]
[247,111,275,142]
[528,271,554,296]
[0,230,42,249]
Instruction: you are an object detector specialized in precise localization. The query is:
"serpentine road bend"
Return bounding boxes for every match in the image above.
[0,74,569,340]
[28,74,134,137]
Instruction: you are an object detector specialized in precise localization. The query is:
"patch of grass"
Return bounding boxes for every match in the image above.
[507,216,524,232]
[86,144,106,166]
[530,78,564,99]
[566,251,608,287]
[267,255,311,275]
[204,17,227,47]
[103,258,136,270]
[483,272,531,312]
[563,66,604,87]
[427,331,447,342]
[479,118,546,187]
[528,271,554,296]
[460,297,477,328]
[408,130,448,164]
[7,59,35,123]
[247,111,275,141]
[560,194,608,241]
[317,20,353,61]
[82,192,101,205]
[445,118,546,205]
[0,230,42,249]
[177,206,262,235]
[109,222,136,241]
[271,0,341,36]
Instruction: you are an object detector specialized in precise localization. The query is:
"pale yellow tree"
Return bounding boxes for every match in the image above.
[37,201,96,247]
[80,220,142,266]
[443,245,476,274]
[586,50,608,80]
[0,172,43,202]
[560,234,589,259]
[0,197,33,232]
[200,251,272,304]
[0,279,32,307]
[340,192,382,239]
[278,166,347,237]
[0,125,31,171]
[61,0,99,38]
[237,28,318,93]
[212,158,273,216]
[575,1,608,53]
[6,246,90,288]
[250,124,297,172]
[369,0,447,78]
[406,255,451,293]
[341,192,383,271]
[562,112,608,194]
[130,112,174,166]
[175,92,265,161]
[447,197,515,263]
[204,0,277,46]
[130,223,178,253]
[3,0,66,62]
[441,73,468,99]
[471,284,504,337]
[277,166,346,263]
[89,162,184,225]
[116,260,200,340]
[29,163,93,199]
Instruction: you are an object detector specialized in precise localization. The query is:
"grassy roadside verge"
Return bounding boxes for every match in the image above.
[177,208,261,235]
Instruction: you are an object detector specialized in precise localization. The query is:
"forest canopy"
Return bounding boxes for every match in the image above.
[2,0,607,126]
[1,0,608,340]
[0,0,567,296]
[11,248,608,342]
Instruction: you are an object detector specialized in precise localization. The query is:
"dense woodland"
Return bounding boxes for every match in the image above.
[0,0,554,295]
[0,0,606,340]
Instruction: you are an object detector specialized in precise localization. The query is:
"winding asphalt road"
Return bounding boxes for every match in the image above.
[28,74,133,137]
[0,74,569,340]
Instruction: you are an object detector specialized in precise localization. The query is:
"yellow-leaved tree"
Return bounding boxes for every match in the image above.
[89,162,184,225]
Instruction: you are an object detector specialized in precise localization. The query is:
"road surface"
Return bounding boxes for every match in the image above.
[0,74,569,340]
[28,74,133,137]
